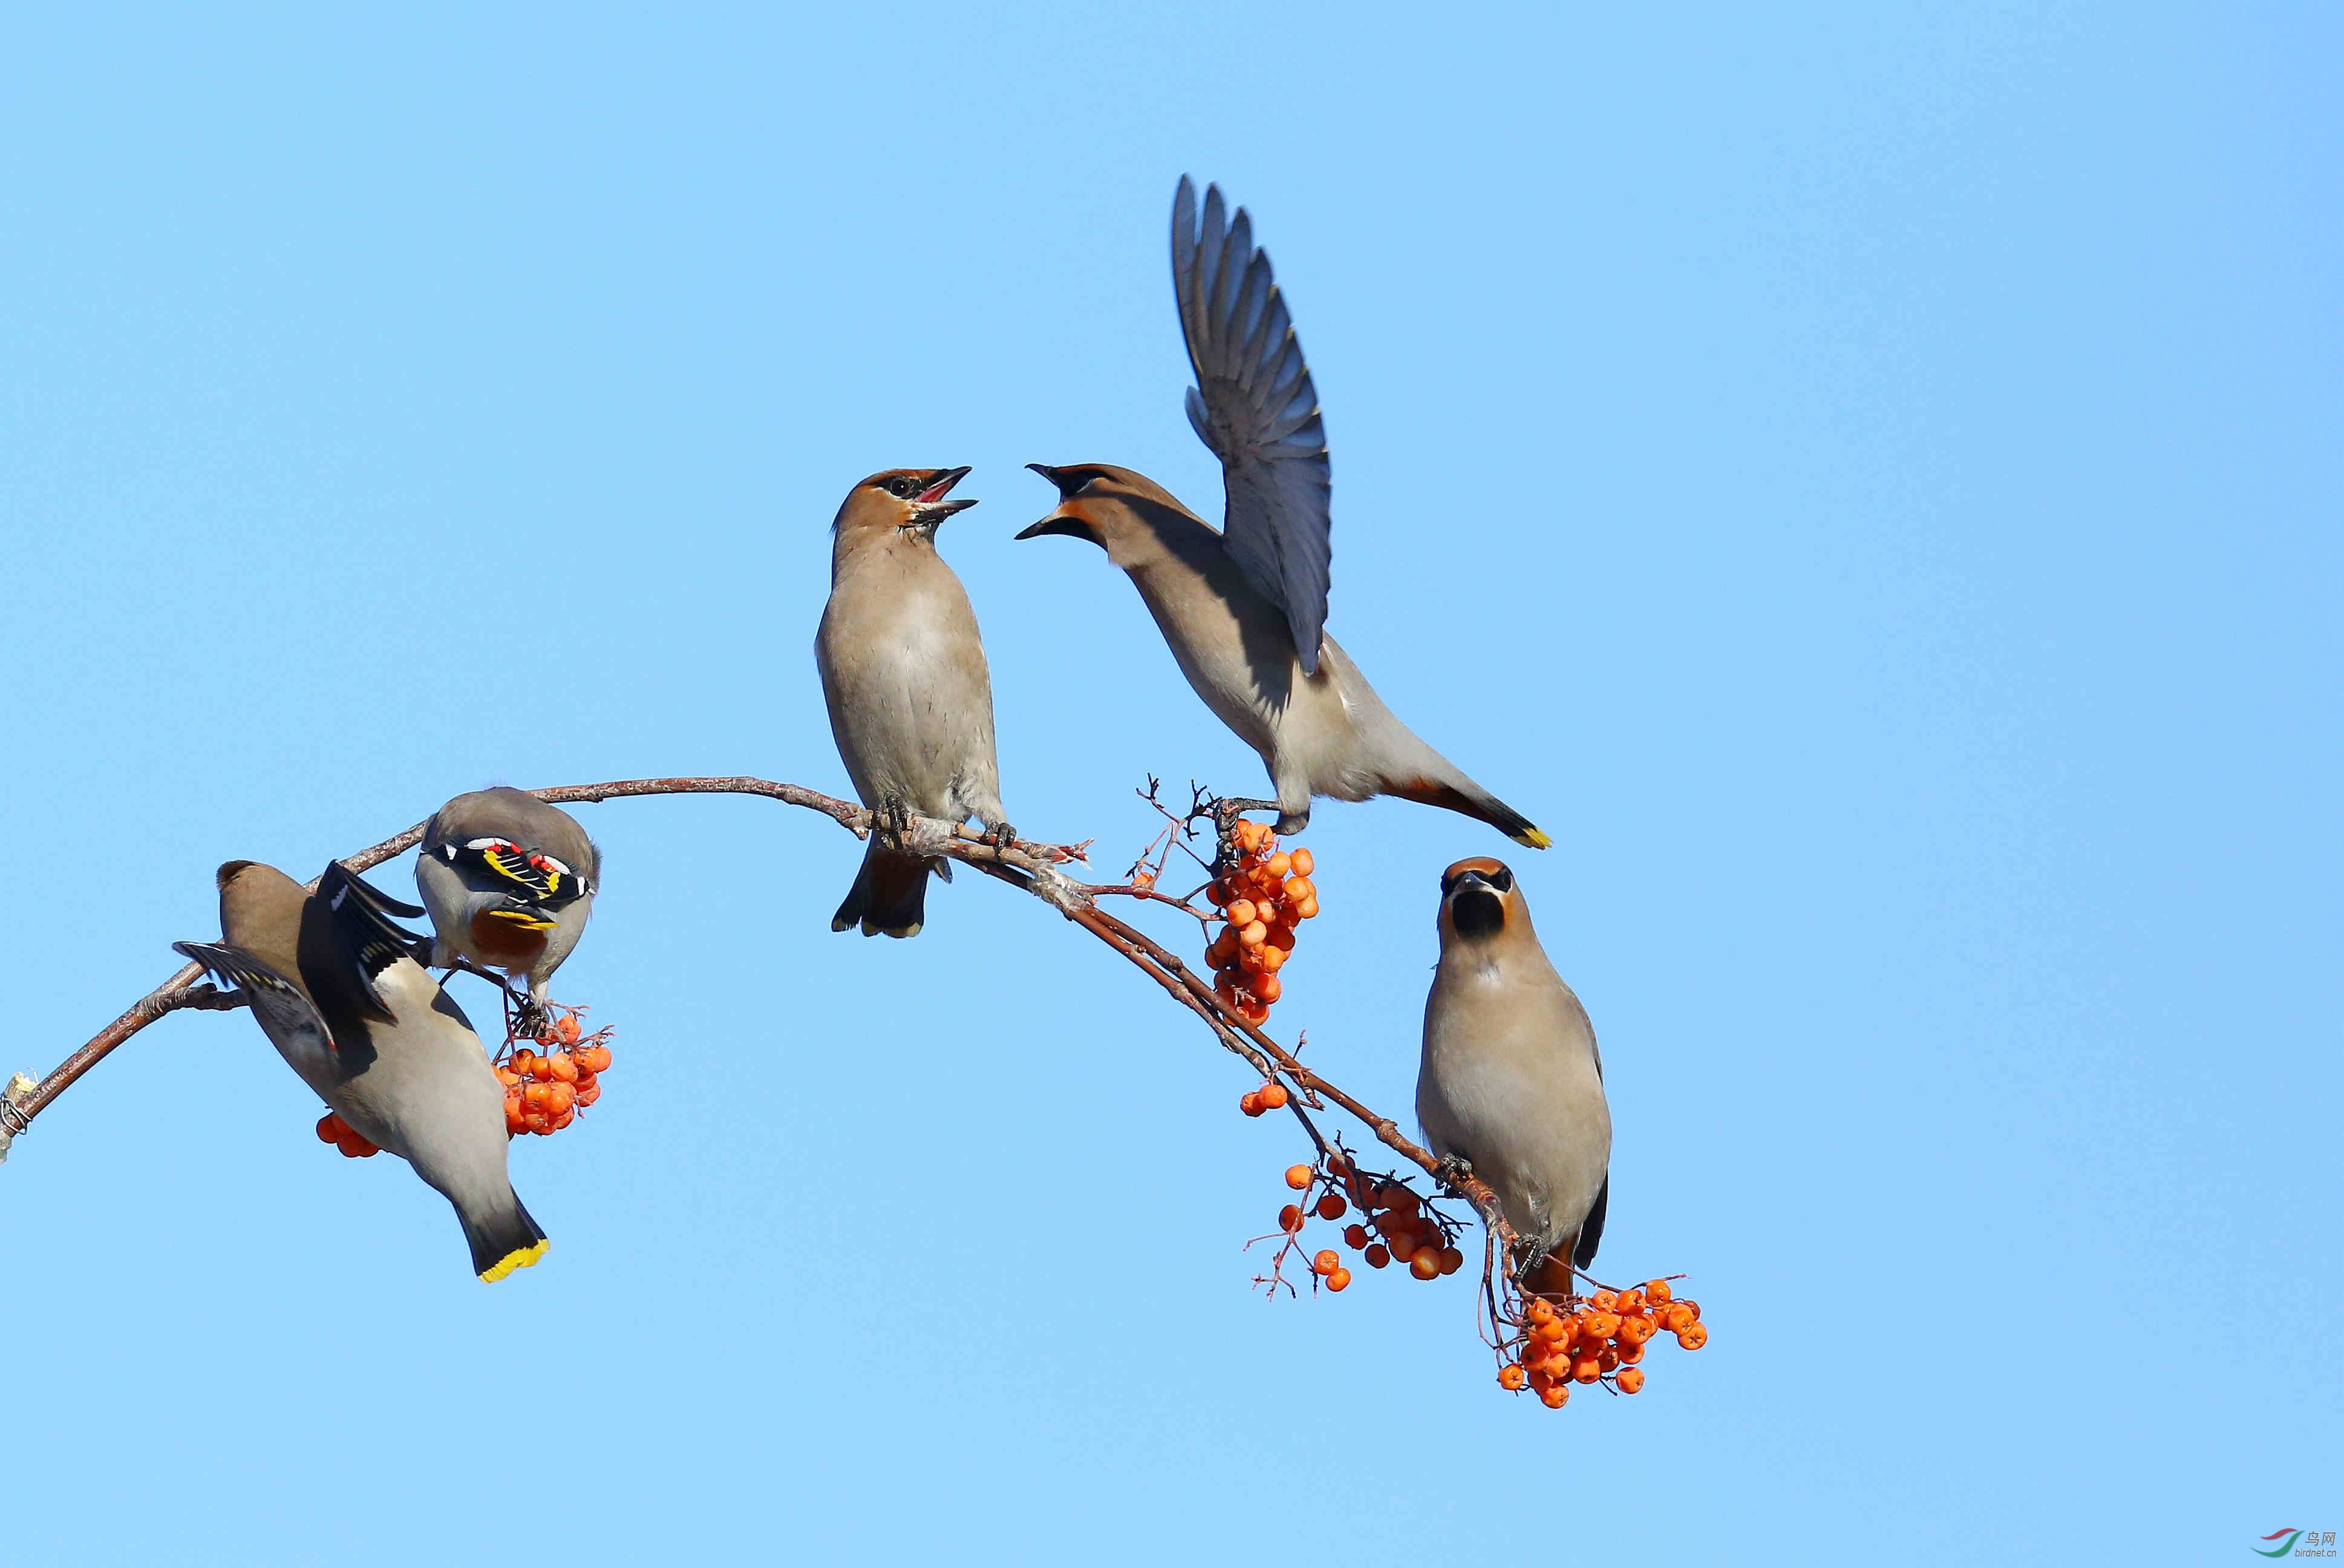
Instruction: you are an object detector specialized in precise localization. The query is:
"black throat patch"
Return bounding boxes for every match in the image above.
[1451,889,1506,939]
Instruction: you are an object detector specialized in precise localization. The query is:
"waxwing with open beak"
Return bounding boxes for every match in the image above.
[1020,178,1546,848]
[817,467,1016,937]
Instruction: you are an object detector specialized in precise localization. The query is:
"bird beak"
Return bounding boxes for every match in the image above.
[1016,511,1100,544]
[909,466,978,528]
[1017,464,1102,544]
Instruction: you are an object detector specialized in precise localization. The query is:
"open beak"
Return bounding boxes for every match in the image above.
[1016,463,1100,543]
[910,466,977,527]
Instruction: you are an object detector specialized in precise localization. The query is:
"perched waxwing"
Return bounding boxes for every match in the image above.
[1417,858,1608,1299]
[1019,177,1546,847]
[416,787,599,1028]
[816,466,1016,937]
[175,860,549,1282]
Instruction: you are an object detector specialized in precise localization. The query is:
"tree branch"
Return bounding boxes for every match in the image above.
[0,773,1516,1277]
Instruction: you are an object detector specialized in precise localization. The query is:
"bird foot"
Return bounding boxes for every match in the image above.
[1212,797,1280,861]
[983,820,1018,854]
[1432,1153,1475,1192]
[510,996,553,1044]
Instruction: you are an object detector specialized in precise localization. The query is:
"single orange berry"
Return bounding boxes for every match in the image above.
[1311,1249,1340,1277]
[1237,920,1268,949]
[553,1015,583,1045]
[1438,1246,1465,1276]
[1364,1244,1391,1269]
[1325,1267,1351,1292]
[1315,1194,1347,1221]
[573,1078,601,1106]
[1540,1385,1569,1409]
[1289,848,1314,876]
[315,1113,341,1144]
[1294,897,1320,920]
[1342,1223,1370,1249]
[1278,1204,1304,1233]
[1262,851,1292,878]
[1252,973,1281,1003]
[1525,1298,1557,1327]
[1239,1090,1262,1116]
[1616,1340,1645,1365]
[1256,944,1288,973]
[1572,1357,1602,1384]
[1258,1083,1289,1109]
[1498,1364,1527,1391]
[1675,1299,1701,1324]
[1616,1287,1645,1313]
[1226,898,1258,927]
[1677,1324,1709,1351]
[1284,1164,1313,1191]
[1644,1279,1673,1304]
[1239,1002,1271,1025]
[1616,1367,1646,1394]
[1409,1250,1441,1281]
[1590,1290,1618,1311]
[1597,1347,1619,1373]
[546,1052,579,1085]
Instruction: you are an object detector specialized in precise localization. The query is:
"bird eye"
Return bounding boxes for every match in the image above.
[1487,866,1514,893]
[884,475,916,498]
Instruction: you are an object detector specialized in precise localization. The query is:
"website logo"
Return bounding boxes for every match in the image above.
[2258,1529,2338,1559]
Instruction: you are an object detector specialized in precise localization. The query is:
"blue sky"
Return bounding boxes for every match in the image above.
[2,4,2336,1563]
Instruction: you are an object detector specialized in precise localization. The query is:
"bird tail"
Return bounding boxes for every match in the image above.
[831,841,931,938]
[462,1188,549,1283]
[1389,776,1552,849]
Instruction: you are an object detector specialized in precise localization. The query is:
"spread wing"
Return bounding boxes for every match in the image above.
[1172,175,1333,675]
[313,861,434,1022]
[172,940,337,1060]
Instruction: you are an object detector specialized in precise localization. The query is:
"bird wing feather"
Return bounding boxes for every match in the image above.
[316,862,435,1022]
[1173,175,1333,675]
[172,940,338,1059]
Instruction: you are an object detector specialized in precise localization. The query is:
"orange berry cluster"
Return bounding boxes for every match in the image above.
[1500,1282,1707,1409]
[495,1008,614,1138]
[315,1110,379,1159]
[1336,1172,1467,1281]
[1204,821,1319,1025]
[1255,1157,1465,1296]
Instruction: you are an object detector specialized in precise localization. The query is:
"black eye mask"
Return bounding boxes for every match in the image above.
[1439,864,1514,898]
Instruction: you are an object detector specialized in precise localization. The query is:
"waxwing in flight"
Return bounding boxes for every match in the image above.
[1020,177,1546,847]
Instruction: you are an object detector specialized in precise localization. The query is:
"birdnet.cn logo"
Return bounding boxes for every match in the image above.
[2256,1529,2337,1558]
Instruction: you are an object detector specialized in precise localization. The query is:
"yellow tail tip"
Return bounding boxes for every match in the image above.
[484,909,559,932]
[478,1237,549,1283]
[1516,828,1553,850]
